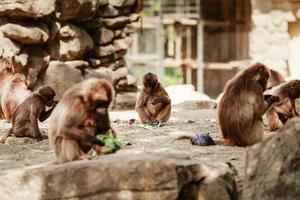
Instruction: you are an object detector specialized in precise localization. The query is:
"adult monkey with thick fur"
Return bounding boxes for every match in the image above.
[0,86,56,143]
[0,58,14,118]
[136,73,171,124]
[1,73,32,122]
[49,78,115,164]
[217,63,279,146]
[265,80,300,131]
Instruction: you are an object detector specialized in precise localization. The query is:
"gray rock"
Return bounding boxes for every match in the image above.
[108,0,136,7]
[84,67,114,82]
[243,118,300,200]
[97,4,121,17]
[44,61,83,100]
[55,0,100,21]
[0,33,21,58]
[49,23,94,61]
[113,38,128,52]
[99,0,109,6]
[93,44,115,57]
[114,49,127,59]
[102,58,126,70]
[114,91,137,109]
[101,16,130,29]
[64,60,90,70]
[130,13,140,22]
[113,66,128,83]
[0,21,49,44]
[0,153,237,200]
[123,24,136,34]
[0,0,55,18]
[93,27,114,45]
[114,29,122,38]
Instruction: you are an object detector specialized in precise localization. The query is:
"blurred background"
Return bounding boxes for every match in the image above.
[127,0,300,98]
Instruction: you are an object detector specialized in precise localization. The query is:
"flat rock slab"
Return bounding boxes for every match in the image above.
[0,153,237,200]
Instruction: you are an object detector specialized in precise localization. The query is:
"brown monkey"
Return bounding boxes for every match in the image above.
[1,73,31,122]
[217,63,279,146]
[0,86,56,143]
[265,80,300,131]
[267,69,285,89]
[0,58,14,117]
[135,73,171,124]
[48,78,115,164]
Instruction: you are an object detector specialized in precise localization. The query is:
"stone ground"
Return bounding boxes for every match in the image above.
[0,108,247,179]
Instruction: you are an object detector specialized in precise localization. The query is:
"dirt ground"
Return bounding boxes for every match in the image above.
[0,108,246,176]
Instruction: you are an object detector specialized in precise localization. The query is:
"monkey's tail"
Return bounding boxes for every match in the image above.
[175,135,235,146]
[174,135,193,141]
[0,129,11,143]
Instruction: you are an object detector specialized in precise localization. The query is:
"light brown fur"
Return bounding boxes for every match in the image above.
[135,73,171,124]
[0,86,56,143]
[265,80,300,131]
[1,73,31,122]
[217,63,279,146]
[0,58,14,118]
[49,78,115,164]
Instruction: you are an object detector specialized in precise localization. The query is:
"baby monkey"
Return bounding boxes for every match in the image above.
[136,73,171,124]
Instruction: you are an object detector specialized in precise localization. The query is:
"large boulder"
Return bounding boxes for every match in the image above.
[92,27,114,45]
[0,0,55,18]
[44,61,83,100]
[49,23,94,61]
[243,118,300,200]
[0,21,49,44]
[0,153,237,200]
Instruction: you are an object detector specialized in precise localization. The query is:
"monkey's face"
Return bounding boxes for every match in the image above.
[254,64,269,91]
[143,73,159,94]
[287,80,300,99]
[38,86,56,106]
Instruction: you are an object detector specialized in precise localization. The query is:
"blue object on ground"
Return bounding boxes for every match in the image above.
[190,132,215,146]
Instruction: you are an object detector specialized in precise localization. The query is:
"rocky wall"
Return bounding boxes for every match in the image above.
[0,0,139,100]
[250,0,300,77]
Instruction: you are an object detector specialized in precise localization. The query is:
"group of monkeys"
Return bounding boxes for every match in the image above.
[0,57,299,164]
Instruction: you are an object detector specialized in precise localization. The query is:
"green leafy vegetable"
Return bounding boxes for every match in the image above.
[96,134,122,153]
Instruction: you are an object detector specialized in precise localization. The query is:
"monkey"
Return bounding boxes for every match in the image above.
[265,80,300,131]
[0,86,56,143]
[0,58,14,118]
[1,73,32,122]
[215,63,279,146]
[48,78,116,164]
[135,72,171,124]
[267,69,286,89]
